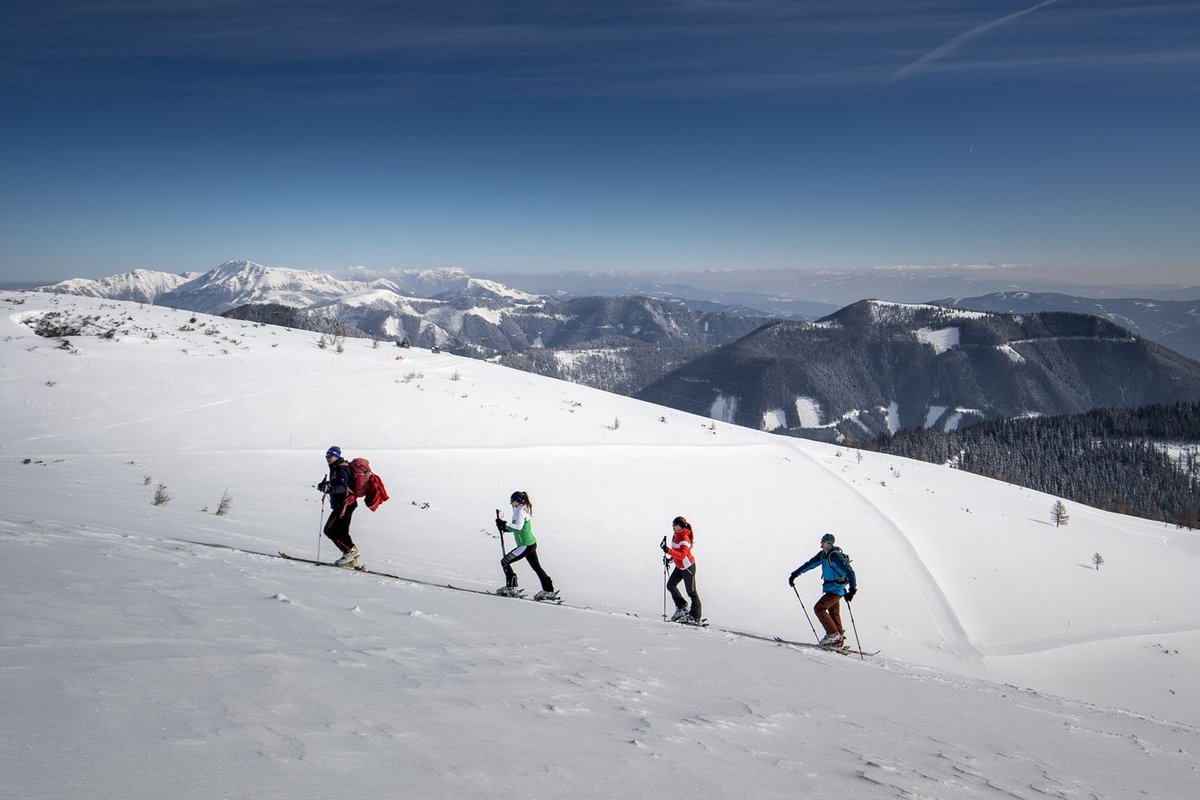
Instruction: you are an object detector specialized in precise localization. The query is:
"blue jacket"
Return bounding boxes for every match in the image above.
[791,547,856,596]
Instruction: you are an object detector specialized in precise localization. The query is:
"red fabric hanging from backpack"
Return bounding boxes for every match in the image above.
[347,457,389,511]
[364,473,389,511]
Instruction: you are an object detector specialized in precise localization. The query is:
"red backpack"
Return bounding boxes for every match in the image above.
[347,457,389,512]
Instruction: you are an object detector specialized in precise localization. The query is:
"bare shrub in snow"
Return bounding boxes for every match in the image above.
[1051,500,1070,527]
[33,313,82,338]
[152,483,171,506]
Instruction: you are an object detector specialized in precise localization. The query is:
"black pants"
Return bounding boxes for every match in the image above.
[323,501,356,552]
[502,544,554,592]
[668,565,701,620]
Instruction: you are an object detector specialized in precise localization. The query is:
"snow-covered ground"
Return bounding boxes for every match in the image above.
[3,291,1198,799]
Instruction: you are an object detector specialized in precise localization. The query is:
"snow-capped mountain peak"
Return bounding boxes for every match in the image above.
[39,268,192,303]
[163,260,364,312]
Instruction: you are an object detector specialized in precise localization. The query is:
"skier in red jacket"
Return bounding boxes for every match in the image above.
[661,516,702,625]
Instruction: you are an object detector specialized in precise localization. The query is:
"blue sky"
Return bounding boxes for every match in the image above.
[2,0,1198,283]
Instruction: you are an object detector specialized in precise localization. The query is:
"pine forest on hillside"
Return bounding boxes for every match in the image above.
[860,403,1200,527]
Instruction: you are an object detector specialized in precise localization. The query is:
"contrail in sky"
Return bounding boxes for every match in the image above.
[888,0,1062,84]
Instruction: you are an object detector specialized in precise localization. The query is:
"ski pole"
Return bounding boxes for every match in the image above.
[317,489,326,562]
[660,536,670,620]
[792,585,821,642]
[845,595,864,661]
[663,559,671,621]
[495,509,507,556]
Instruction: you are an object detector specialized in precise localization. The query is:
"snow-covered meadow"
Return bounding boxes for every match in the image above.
[2,291,1197,799]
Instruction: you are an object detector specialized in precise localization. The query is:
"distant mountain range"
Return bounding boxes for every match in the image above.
[38,261,769,361]
[485,267,1200,318]
[38,264,1200,438]
[636,300,1200,442]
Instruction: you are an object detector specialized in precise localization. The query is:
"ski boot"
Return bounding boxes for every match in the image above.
[334,546,360,568]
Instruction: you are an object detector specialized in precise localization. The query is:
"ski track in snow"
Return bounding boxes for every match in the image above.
[787,439,985,663]
[981,621,1200,657]
[792,443,1200,660]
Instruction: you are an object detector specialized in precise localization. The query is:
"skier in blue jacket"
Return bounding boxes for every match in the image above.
[789,533,857,646]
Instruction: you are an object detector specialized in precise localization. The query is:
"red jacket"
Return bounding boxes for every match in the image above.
[666,527,695,570]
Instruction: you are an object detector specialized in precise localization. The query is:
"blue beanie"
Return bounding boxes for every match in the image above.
[326,446,341,458]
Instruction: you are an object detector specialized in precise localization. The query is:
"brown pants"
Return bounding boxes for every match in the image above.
[814,592,844,637]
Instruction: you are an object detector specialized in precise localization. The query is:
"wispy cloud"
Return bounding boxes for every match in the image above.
[887,0,1061,85]
[4,1,1195,103]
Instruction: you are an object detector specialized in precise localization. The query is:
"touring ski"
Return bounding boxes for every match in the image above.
[772,636,879,657]
[278,551,396,579]
[444,584,564,605]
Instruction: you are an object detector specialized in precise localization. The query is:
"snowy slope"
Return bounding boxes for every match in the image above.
[2,291,1198,799]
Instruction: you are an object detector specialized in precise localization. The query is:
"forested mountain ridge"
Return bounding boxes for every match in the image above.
[935,291,1200,362]
[635,301,1200,439]
[860,402,1200,527]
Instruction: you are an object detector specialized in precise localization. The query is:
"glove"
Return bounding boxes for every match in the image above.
[317,478,329,493]
[845,588,857,603]
[788,572,798,587]
[660,542,669,553]
[495,518,506,534]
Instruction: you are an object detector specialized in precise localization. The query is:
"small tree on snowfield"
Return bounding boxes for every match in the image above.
[1051,500,1070,527]
[215,490,233,516]
[1092,552,1104,570]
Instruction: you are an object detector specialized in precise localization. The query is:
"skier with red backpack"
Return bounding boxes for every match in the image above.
[317,445,389,568]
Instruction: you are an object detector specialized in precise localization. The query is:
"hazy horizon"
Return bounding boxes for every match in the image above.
[16,260,1200,306]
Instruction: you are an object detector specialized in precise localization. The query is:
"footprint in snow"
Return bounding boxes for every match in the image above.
[270,593,291,603]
